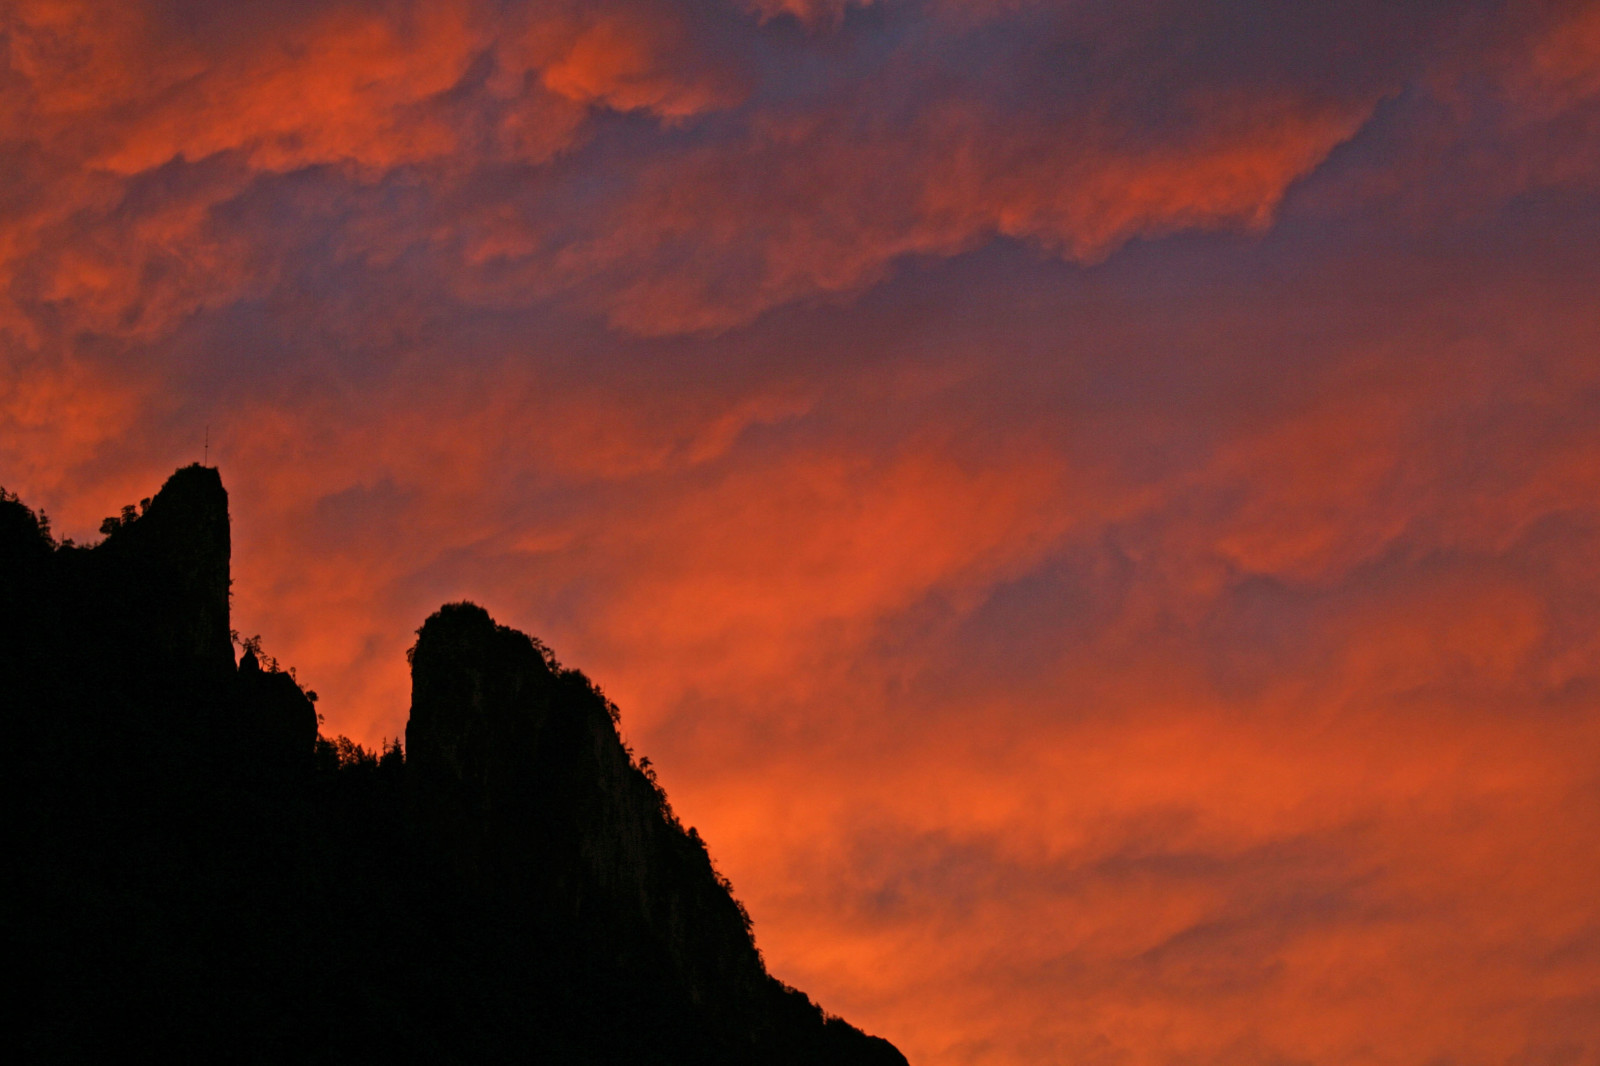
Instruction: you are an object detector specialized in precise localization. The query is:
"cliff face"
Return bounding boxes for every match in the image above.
[3,465,307,801]
[5,468,908,1065]
[1,465,232,703]
[407,604,766,1004]
[407,605,904,1063]
[91,465,233,677]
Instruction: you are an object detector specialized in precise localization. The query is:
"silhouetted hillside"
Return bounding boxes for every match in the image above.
[4,467,906,1065]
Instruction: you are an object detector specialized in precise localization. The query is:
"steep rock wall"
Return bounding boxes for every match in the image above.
[5,468,908,1064]
[407,602,908,1065]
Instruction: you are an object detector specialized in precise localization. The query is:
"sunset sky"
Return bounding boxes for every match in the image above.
[5,1,1600,1062]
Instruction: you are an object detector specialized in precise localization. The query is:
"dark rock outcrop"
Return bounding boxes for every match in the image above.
[4,468,908,1064]
[407,603,906,1064]
[234,648,320,782]
[4,465,308,808]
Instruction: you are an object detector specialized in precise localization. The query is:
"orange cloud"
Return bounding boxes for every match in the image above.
[16,242,1600,1063]
[8,4,1600,1065]
[0,0,1454,346]
[535,13,746,118]
[1500,0,1600,111]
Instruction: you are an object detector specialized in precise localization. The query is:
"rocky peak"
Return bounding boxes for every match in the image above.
[405,601,909,1065]
[97,463,234,688]
[8,470,908,1064]
[406,601,556,806]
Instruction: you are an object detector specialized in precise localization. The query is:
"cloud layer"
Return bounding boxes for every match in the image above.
[6,2,1600,1063]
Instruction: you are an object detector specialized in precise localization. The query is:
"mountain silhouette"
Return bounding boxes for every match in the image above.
[4,466,907,1064]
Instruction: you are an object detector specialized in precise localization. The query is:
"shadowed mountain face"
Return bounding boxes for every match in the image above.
[4,468,906,1065]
